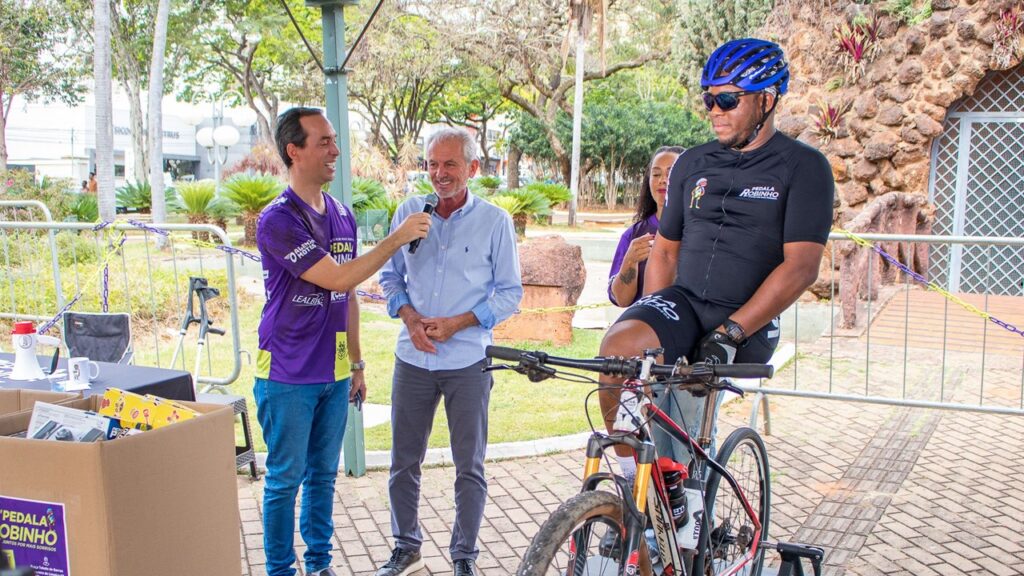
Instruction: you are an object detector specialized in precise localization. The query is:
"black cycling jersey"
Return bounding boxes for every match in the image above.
[658,131,834,308]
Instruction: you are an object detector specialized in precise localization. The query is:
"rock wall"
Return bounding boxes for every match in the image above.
[770,0,1023,225]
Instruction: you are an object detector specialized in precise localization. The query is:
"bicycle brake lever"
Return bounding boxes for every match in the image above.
[718,379,745,397]
[483,364,511,373]
[525,364,557,382]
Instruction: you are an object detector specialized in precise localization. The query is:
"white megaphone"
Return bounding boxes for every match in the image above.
[10,321,61,380]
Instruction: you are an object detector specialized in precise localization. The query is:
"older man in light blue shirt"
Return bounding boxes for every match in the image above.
[376,127,522,576]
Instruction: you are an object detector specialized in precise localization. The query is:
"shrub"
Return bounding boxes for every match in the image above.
[813,99,853,144]
[1,170,77,221]
[223,140,286,178]
[492,188,551,236]
[115,181,180,214]
[524,181,571,207]
[352,177,388,211]
[67,193,99,223]
[474,175,503,192]
[222,174,282,245]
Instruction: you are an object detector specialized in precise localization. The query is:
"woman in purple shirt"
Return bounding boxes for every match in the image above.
[608,146,684,306]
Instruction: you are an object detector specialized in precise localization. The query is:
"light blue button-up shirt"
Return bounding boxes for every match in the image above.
[379,192,523,371]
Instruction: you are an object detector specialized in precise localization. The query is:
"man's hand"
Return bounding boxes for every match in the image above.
[349,369,366,404]
[391,212,432,245]
[398,305,437,353]
[422,312,477,343]
[623,233,654,268]
[696,331,737,365]
[422,316,459,342]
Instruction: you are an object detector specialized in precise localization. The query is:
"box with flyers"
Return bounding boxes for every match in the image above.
[26,402,143,442]
[0,395,240,576]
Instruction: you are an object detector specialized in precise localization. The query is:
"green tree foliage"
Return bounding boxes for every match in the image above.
[67,0,217,179]
[446,0,678,183]
[433,65,507,174]
[510,67,712,207]
[179,0,322,140]
[673,0,776,96]
[0,0,84,170]
[347,3,459,159]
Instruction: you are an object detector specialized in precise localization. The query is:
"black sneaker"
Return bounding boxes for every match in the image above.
[453,558,481,576]
[374,548,425,576]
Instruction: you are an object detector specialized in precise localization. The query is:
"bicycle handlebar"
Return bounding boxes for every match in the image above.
[485,345,773,380]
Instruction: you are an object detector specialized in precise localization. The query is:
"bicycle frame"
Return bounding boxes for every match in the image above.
[579,377,763,576]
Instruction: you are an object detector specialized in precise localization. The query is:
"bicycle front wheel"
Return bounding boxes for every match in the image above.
[701,427,771,576]
[516,490,653,576]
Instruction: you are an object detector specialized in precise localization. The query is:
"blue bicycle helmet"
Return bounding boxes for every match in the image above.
[701,38,789,96]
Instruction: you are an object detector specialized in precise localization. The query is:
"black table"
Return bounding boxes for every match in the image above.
[0,353,195,401]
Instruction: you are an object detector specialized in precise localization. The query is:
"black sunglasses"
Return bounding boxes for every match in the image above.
[701,90,761,111]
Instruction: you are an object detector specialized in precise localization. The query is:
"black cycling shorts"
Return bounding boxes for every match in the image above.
[615,285,780,365]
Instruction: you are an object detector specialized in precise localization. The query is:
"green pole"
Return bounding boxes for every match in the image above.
[308,0,363,476]
[318,1,355,207]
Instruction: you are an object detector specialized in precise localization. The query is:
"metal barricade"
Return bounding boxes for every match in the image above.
[0,220,243,392]
[745,232,1024,429]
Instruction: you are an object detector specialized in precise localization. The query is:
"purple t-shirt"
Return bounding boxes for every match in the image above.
[255,188,358,384]
[607,214,659,306]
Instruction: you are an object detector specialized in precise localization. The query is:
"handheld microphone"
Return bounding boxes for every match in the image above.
[409,193,437,254]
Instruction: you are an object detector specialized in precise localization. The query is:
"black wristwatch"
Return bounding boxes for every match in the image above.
[722,318,747,344]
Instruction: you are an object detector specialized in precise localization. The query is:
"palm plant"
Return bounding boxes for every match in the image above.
[351,177,388,211]
[472,175,503,195]
[115,180,179,214]
[67,193,99,224]
[492,188,552,237]
[207,197,240,242]
[413,179,435,195]
[175,180,217,241]
[221,174,282,245]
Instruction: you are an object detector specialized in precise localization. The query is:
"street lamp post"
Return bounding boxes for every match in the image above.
[181,92,258,194]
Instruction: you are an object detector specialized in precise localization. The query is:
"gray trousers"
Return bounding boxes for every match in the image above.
[389,357,491,561]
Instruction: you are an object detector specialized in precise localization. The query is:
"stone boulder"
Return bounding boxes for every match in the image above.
[494,235,587,344]
[517,235,587,304]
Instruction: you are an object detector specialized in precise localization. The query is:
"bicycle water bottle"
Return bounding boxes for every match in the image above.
[676,478,705,550]
[657,457,688,528]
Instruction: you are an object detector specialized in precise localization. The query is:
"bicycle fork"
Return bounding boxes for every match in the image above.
[581,433,656,576]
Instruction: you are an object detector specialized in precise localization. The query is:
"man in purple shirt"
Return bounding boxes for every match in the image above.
[254,107,431,576]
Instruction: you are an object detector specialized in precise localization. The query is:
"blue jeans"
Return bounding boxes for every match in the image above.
[255,377,350,576]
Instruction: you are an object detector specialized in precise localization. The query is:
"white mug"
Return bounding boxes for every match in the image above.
[68,357,100,385]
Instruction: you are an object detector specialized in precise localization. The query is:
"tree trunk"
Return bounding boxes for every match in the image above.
[512,213,527,238]
[0,98,8,172]
[124,79,148,182]
[507,144,521,189]
[243,211,258,245]
[559,155,572,187]
[95,0,116,222]
[479,119,492,175]
[148,0,171,245]
[187,214,210,242]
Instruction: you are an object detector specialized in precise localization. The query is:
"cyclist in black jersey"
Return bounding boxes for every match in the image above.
[599,38,835,468]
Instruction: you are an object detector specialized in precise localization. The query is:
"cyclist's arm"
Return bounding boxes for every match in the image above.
[720,241,823,334]
[643,233,678,295]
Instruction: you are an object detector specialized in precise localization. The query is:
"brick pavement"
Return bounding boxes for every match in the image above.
[237,393,1024,576]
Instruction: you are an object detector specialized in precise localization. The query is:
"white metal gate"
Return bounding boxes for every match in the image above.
[928,65,1024,295]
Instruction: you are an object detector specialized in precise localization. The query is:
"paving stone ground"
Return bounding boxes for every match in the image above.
[236,390,1024,576]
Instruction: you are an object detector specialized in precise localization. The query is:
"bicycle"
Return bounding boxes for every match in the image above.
[485,345,824,576]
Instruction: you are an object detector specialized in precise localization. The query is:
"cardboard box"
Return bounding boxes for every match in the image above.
[0,397,241,576]
[0,390,81,420]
